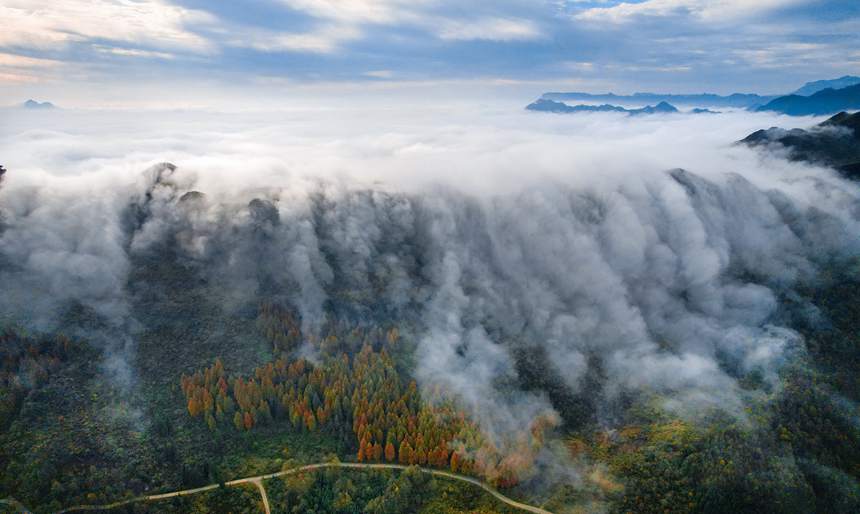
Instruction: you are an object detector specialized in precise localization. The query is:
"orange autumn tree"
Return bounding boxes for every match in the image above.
[179,309,537,481]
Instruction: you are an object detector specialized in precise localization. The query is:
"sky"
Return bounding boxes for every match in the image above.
[0,0,859,107]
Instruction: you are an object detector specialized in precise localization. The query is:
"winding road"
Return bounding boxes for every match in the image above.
[56,462,553,514]
[1,498,32,513]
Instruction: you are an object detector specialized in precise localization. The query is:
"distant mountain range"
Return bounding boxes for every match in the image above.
[756,84,860,116]
[525,99,724,116]
[741,111,860,178]
[540,91,774,108]
[793,76,860,96]
[527,99,624,113]
[22,99,56,109]
[537,76,860,116]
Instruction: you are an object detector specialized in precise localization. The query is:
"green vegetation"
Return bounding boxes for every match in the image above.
[2,249,860,513]
[179,306,493,480]
[267,466,519,514]
[540,265,860,514]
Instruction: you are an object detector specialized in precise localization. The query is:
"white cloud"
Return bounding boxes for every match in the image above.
[93,45,176,60]
[606,62,693,73]
[233,25,362,54]
[437,17,542,42]
[558,60,692,74]
[230,0,427,54]
[245,2,543,52]
[0,53,62,68]
[0,52,64,84]
[2,105,857,474]
[0,0,547,62]
[0,72,41,84]
[733,42,845,70]
[576,0,806,24]
[363,69,395,78]
[559,61,596,72]
[0,0,215,53]
[275,0,424,24]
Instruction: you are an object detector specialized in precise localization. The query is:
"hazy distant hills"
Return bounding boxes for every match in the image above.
[21,99,56,109]
[527,99,626,113]
[527,98,680,115]
[793,75,860,96]
[756,84,860,116]
[540,91,773,108]
[741,111,860,178]
[537,76,860,116]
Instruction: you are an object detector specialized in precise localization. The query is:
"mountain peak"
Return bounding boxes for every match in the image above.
[22,99,56,109]
[527,99,679,116]
[741,111,860,178]
[793,76,860,97]
[757,83,860,116]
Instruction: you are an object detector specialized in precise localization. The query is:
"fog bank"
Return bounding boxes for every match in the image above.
[1,104,858,472]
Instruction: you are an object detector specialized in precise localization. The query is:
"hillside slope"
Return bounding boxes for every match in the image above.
[741,111,860,177]
[756,84,860,115]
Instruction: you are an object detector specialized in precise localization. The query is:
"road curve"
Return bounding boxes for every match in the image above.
[57,462,553,514]
[249,479,271,514]
[1,498,33,513]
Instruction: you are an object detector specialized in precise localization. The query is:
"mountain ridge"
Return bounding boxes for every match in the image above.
[541,91,773,108]
[756,84,860,116]
[793,76,860,96]
[527,98,680,115]
[741,111,860,178]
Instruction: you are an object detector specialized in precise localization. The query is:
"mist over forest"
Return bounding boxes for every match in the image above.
[2,104,860,512]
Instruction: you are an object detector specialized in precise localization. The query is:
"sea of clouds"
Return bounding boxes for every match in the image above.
[1,103,858,481]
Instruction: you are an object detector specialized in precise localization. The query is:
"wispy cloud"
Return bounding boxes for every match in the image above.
[733,42,849,70]
[0,51,63,84]
[235,0,429,54]
[0,0,857,100]
[363,69,395,79]
[233,24,363,54]
[235,4,542,52]
[274,0,423,24]
[0,53,62,68]
[437,17,543,42]
[0,0,215,53]
[575,0,808,23]
[93,45,176,60]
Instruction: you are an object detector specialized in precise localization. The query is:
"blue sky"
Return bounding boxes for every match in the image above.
[1,0,858,106]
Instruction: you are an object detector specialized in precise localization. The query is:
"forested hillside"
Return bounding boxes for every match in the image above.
[2,154,860,513]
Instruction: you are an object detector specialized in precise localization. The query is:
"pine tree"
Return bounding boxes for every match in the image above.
[399,441,412,465]
[188,395,201,417]
[305,411,317,431]
[357,441,366,462]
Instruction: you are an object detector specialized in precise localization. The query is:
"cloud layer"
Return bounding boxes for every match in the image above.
[2,105,859,465]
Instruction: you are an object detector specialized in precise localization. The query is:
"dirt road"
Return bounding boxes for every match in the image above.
[57,462,553,514]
